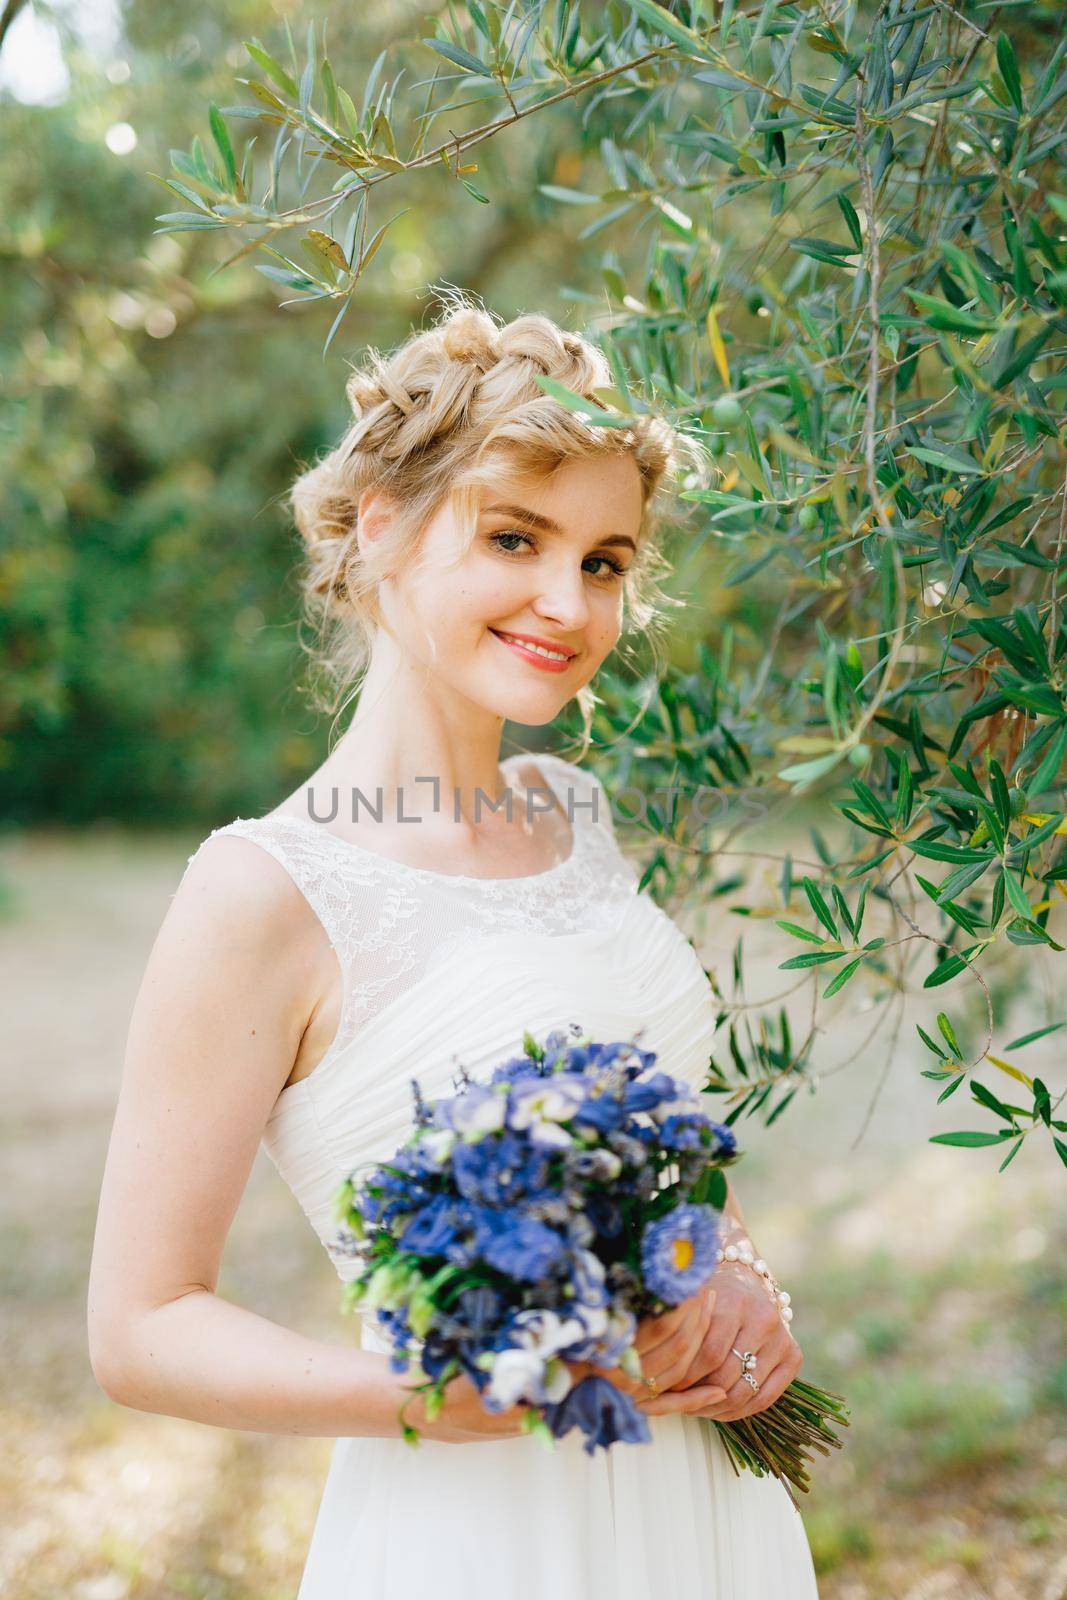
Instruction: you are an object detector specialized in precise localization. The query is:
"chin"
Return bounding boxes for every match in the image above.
[466,682,572,725]
[509,702,566,728]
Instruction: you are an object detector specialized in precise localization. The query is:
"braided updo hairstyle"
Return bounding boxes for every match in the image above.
[290,291,698,750]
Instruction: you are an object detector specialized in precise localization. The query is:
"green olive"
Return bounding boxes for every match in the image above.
[797,504,819,531]
[712,394,743,427]
[847,743,870,768]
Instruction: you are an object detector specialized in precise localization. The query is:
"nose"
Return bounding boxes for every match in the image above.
[530,556,591,631]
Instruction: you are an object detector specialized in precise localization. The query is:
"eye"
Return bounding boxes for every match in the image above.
[488,529,629,584]
[584,553,629,582]
[489,529,536,557]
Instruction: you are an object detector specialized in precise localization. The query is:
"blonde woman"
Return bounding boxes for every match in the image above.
[88,297,820,1597]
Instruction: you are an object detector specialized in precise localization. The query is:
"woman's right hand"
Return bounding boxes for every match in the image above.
[569,1289,728,1413]
[402,1290,729,1443]
[394,1367,536,1444]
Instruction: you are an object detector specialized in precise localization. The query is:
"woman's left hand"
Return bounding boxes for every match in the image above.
[633,1258,802,1422]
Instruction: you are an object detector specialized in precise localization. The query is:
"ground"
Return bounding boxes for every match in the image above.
[1,822,1064,1599]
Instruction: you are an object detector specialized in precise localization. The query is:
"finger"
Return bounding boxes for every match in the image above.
[640,1288,717,1378]
[740,1357,796,1415]
[651,1308,721,1393]
[659,1299,751,1401]
[712,1354,797,1422]
[702,1315,787,1394]
[673,1307,745,1395]
[633,1297,691,1355]
[635,1381,728,1416]
[637,1282,718,1356]
[580,1360,648,1402]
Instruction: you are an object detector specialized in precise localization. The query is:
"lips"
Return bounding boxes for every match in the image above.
[489,629,578,671]
[490,629,577,659]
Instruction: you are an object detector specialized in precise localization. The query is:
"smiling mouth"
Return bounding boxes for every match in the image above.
[489,629,578,667]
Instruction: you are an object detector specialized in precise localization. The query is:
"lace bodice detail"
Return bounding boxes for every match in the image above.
[184,753,639,1072]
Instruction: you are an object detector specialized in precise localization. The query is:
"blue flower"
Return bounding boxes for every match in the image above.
[452,1130,551,1207]
[572,1091,626,1135]
[623,1071,683,1113]
[471,1206,566,1282]
[398,1192,462,1255]
[543,1374,652,1455]
[489,1052,546,1087]
[571,1245,611,1309]
[640,1203,721,1304]
[660,1113,710,1151]
[453,1284,507,1338]
[709,1120,737,1156]
[584,1190,623,1238]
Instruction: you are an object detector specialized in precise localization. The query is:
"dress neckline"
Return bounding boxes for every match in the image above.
[262,752,584,888]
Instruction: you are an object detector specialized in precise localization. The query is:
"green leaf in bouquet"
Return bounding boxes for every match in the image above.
[522,1029,545,1060]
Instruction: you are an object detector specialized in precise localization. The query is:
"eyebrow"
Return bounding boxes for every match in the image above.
[484,502,637,554]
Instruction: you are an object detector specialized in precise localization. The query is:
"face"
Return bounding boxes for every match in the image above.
[367,453,644,725]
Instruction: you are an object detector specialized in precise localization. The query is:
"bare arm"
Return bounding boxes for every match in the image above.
[86,836,412,1439]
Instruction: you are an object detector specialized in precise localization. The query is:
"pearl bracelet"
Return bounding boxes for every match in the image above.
[715,1235,794,1326]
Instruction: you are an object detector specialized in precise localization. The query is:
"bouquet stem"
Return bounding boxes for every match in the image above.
[704,1377,851,1512]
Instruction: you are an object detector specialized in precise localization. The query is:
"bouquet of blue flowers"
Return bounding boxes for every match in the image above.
[330,1025,848,1498]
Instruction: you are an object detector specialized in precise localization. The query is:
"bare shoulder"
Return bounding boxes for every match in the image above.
[178,827,301,934]
[167,827,327,1004]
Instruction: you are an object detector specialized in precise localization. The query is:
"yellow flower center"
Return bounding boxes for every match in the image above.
[672,1236,694,1271]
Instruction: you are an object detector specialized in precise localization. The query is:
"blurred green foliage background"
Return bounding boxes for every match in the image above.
[2,0,633,823]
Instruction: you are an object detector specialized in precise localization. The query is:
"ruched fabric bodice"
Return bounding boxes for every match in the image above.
[183,751,820,1598]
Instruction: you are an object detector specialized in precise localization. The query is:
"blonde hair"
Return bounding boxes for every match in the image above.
[289,290,701,757]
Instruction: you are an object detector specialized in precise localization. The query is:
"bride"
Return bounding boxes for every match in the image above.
[88,296,820,1597]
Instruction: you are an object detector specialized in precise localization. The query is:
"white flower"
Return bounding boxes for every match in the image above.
[542,1357,575,1402]
[589,1306,637,1366]
[528,1120,576,1149]
[451,1090,508,1138]
[485,1347,547,1409]
[571,1301,610,1341]
[571,1148,622,1181]
[511,1308,588,1358]
[509,1079,585,1128]
[573,1247,609,1308]
[419,1128,456,1164]
[649,1092,702,1123]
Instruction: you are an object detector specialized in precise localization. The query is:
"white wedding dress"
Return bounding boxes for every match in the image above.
[187,752,820,1598]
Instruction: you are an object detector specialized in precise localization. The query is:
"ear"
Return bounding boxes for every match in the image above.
[356,487,395,555]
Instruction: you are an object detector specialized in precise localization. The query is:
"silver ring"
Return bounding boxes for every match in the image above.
[731,1346,758,1375]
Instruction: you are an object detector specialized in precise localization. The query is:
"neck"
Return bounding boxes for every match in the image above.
[307,645,514,825]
